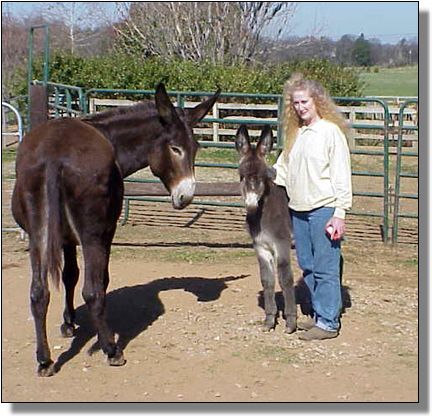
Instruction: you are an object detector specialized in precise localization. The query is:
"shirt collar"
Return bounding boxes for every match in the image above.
[299,118,324,134]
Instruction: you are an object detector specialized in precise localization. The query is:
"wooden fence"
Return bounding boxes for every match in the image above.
[89,98,418,150]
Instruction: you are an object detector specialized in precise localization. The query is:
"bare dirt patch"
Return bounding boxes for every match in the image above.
[1,202,418,402]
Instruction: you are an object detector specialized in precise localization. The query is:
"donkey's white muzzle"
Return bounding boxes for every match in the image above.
[171,177,196,209]
[244,191,259,211]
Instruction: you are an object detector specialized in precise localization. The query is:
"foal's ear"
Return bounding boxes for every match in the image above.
[155,82,179,125]
[186,88,221,127]
[235,125,251,156]
[256,125,274,158]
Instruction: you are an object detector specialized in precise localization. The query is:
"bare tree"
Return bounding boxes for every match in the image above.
[113,2,297,64]
[1,10,30,97]
[38,1,110,55]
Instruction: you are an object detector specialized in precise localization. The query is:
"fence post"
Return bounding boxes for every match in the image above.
[2,106,6,148]
[348,108,356,149]
[212,102,219,142]
[29,84,48,130]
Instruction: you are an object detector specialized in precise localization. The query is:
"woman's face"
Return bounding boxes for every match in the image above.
[292,89,319,126]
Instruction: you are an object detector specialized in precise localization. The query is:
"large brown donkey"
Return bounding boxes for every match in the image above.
[12,83,220,376]
[235,125,297,334]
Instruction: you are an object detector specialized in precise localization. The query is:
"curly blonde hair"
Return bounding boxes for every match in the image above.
[281,73,351,154]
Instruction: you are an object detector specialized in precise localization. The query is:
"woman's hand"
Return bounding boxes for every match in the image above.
[325,217,346,240]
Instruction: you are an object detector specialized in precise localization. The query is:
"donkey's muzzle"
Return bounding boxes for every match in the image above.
[244,191,259,211]
[171,177,196,209]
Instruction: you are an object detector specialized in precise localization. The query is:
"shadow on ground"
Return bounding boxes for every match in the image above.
[54,274,247,373]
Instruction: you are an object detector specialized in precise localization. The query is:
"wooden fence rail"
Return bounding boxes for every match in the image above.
[88,98,418,149]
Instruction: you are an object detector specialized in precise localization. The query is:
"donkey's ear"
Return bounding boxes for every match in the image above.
[256,125,274,158]
[186,88,221,127]
[155,82,179,125]
[235,125,251,156]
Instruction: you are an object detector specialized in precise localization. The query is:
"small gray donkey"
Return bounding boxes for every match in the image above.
[235,125,297,333]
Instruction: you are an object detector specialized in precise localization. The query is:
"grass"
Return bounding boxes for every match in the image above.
[2,148,17,163]
[161,248,253,264]
[359,66,418,97]
[110,244,254,264]
[401,258,418,267]
[256,345,298,364]
[197,146,279,166]
[197,148,238,164]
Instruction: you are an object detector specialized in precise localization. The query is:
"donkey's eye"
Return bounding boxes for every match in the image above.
[170,145,183,157]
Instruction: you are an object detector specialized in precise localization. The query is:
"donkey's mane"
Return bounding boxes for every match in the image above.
[82,100,157,124]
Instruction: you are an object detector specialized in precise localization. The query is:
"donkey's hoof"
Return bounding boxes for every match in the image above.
[108,353,126,367]
[60,323,75,338]
[37,361,56,377]
[285,318,297,334]
[262,318,276,332]
[262,325,274,332]
[285,325,297,334]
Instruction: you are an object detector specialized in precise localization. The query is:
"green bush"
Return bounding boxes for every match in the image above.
[13,52,364,98]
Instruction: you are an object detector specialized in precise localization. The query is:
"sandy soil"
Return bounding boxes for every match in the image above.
[1,203,418,403]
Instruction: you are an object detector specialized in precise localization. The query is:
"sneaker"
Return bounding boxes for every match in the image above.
[298,326,338,341]
[297,316,316,331]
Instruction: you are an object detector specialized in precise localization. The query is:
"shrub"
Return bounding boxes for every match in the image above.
[13,52,364,99]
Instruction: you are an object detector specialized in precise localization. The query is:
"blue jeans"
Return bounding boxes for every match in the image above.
[291,207,342,331]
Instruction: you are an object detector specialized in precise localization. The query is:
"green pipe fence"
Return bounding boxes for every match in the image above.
[392,99,418,244]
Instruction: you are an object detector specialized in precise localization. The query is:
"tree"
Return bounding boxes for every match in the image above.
[1,10,31,97]
[335,34,356,66]
[113,2,297,64]
[352,33,372,67]
[38,1,112,55]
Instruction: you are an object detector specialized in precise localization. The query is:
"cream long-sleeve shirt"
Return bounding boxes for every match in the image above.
[273,119,352,219]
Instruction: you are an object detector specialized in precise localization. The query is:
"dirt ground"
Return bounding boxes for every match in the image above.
[1,201,419,403]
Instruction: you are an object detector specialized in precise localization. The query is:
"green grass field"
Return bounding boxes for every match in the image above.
[359,66,418,97]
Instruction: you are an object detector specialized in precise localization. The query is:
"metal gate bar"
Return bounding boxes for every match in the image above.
[392,99,418,243]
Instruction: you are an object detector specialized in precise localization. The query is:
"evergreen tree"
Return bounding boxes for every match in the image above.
[352,33,372,66]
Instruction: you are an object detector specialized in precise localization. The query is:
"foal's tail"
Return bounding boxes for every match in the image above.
[46,163,63,289]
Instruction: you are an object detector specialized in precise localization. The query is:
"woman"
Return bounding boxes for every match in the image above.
[273,73,352,340]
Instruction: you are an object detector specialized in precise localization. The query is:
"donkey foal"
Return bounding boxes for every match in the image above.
[235,125,296,333]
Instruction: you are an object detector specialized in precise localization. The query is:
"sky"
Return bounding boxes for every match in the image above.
[289,1,418,43]
[2,1,420,44]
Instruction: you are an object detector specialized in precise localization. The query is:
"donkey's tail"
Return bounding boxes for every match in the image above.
[46,163,63,289]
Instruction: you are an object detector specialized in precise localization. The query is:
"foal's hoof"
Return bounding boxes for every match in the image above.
[285,318,297,334]
[285,325,297,334]
[262,319,276,332]
[37,361,56,377]
[107,352,126,367]
[60,323,75,338]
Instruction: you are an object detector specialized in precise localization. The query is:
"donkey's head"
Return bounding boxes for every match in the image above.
[235,125,274,212]
[149,83,220,209]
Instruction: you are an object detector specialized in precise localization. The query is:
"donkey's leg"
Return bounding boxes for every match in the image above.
[60,245,79,338]
[29,243,55,377]
[81,242,125,367]
[256,246,277,331]
[277,250,297,334]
